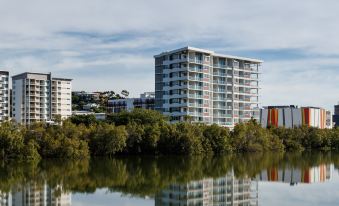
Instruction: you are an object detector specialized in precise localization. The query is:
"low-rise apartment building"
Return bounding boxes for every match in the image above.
[12,72,72,125]
[0,71,10,122]
[107,92,155,113]
[154,46,261,128]
[260,105,332,129]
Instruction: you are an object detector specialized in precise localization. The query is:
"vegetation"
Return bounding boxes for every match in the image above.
[0,109,339,160]
[0,152,337,196]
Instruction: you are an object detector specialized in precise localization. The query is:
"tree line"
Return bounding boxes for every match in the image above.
[1,109,339,160]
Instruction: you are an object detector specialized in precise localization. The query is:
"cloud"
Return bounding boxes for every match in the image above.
[0,0,338,108]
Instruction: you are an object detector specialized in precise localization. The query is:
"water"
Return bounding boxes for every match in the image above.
[0,153,338,206]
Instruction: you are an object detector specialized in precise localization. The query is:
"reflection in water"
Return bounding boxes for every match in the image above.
[0,184,71,206]
[256,164,333,185]
[0,153,338,205]
[156,171,258,206]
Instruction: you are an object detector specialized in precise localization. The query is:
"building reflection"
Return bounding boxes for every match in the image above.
[0,183,71,206]
[256,164,333,185]
[155,171,258,206]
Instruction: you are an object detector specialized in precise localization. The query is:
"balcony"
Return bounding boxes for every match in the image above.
[213,64,227,68]
[188,94,203,99]
[188,85,203,90]
[188,111,203,116]
[188,58,203,64]
[213,89,226,93]
[169,102,187,107]
[214,113,232,118]
[163,58,187,65]
[188,103,204,108]
[213,96,226,101]
[188,76,203,81]
[188,67,204,73]
[213,72,227,77]
[214,80,226,85]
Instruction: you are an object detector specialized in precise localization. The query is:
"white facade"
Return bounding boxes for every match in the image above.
[155,46,261,128]
[0,71,10,123]
[51,78,72,119]
[12,73,72,125]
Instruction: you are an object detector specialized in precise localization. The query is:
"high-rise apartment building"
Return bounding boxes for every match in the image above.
[155,46,261,127]
[0,71,10,123]
[12,72,72,124]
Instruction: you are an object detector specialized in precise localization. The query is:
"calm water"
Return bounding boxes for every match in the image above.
[0,153,338,206]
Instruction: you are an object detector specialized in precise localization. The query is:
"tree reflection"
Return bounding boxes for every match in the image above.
[0,152,337,199]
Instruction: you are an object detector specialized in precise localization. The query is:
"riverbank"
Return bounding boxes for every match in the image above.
[1,109,339,160]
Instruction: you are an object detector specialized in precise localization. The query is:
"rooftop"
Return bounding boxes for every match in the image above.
[154,46,263,63]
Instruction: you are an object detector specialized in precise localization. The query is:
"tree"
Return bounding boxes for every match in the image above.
[121,90,129,98]
[202,124,232,154]
[89,124,127,156]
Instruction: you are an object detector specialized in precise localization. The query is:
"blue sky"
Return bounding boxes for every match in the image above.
[0,0,339,110]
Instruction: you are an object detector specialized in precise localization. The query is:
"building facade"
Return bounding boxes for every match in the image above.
[0,71,10,123]
[333,103,339,127]
[51,78,72,120]
[260,106,332,129]
[154,46,261,128]
[12,72,72,124]
[107,92,155,113]
[72,110,106,120]
[155,172,258,206]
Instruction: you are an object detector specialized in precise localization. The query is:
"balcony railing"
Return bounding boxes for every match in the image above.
[188,67,204,73]
[188,85,203,90]
[189,58,203,64]
[188,76,203,81]
[188,94,203,99]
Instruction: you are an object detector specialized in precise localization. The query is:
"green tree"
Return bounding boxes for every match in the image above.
[202,124,232,154]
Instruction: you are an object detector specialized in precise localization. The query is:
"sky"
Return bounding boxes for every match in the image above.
[0,0,338,110]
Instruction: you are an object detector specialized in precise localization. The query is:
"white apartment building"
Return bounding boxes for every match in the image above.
[12,72,72,125]
[51,78,72,119]
[155,46,261,127]
[0,71,10,123]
